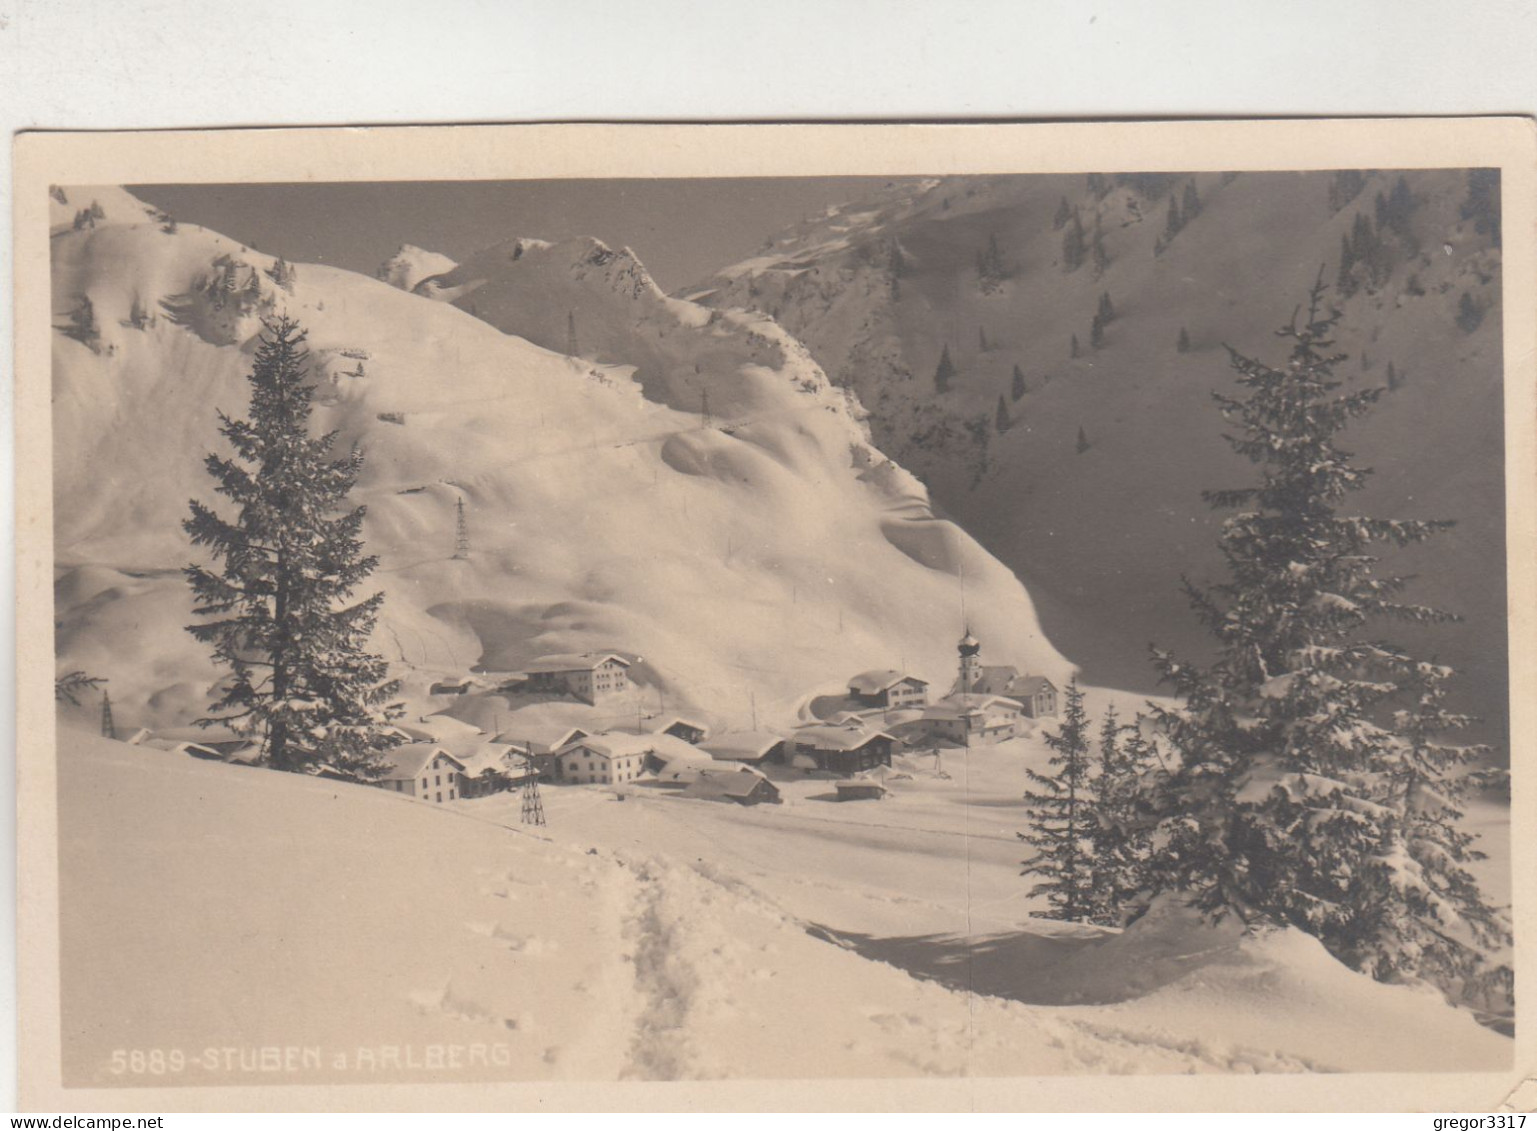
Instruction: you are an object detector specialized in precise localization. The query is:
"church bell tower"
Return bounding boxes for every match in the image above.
[957,628,983,693]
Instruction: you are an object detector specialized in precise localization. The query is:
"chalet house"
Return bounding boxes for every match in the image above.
[789,722,898,775]
[846,669,929,711]
[1011,676,1059,719]
[521,652,633,705]
[375,744,468,803]
[700,730,787,765]
[557,733,664,785]
[456,746,536,799]
[493,723,589,779]
[644,735,725,785]
[650,716,710,745]
[684,770,781,806]
[917,693,1023,746]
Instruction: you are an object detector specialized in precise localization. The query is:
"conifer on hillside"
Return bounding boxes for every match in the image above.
[1020,678,1097,921]
[934,343,956,393]
[1062,211,1087,273]
[1140,277,1508,999]
[1087,707,1156,925]
[184,315,402,778]
[1011,364,1027,401]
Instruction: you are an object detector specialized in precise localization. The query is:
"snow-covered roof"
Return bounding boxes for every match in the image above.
[563,731,703,764]
[650,715,711,736]
[150,723,247,746]
[457,746,527,779]
[1012,675,1056,696]
[141,738,226,760]
[847,669,926,695]
[377,744,467,782]
[701,730,786,760]
[685,773,779,802]
[492,724,589,753]
[522,651,631,674]
[793,724,897,752]
[924,693,1023,719]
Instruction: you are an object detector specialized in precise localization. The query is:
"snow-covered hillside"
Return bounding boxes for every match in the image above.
[57,728,1510,1087]
[689,172,1507,740]
[50,187,1069,734]
[377,243,457,292]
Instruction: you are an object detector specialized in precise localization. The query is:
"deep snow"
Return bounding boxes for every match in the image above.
[56,725,1510,1087]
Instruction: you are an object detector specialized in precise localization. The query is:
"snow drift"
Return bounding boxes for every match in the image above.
[50,187,1069,734]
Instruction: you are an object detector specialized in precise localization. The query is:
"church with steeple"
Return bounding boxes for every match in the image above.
[947,627,1059,718]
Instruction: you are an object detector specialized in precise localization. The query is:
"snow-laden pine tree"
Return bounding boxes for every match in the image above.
[1086,706,1156,925]
[1343,660,1511,999]
[1142,277,1508,996]
[1019,677,1097,921]
[184,315,402,778]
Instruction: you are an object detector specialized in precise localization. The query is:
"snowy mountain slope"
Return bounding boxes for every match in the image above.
[56,728,1510,1087]
[50,187,1070,734]
[377,243,457,291]
[689,171,1508,741]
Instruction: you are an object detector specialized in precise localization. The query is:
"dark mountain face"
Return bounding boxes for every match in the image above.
[688,170,1508,747]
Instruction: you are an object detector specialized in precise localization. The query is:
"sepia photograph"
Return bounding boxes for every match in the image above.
[13,120,1536,1112]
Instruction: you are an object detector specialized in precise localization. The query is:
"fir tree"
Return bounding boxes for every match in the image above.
[54,670,104,706]
[1087,707,1155,925]
[978,325,990,353]
[1181,181,1202,222]
[1336,233,1358,296]
[1141,277,1506,995]
[1090,312,1106,350]
[1177,326,1191,354]
[1062,210,1087,272]
[1019,678,1097,921]
[1342,659,1510,991]
[976,233,1005,292]
[1070,334,1080,359]
[1460,169,1501,246]
[184,316,402,778]
[64,294,100,350]
[1164,195,1183,242]
[1076,425,1090,454]
[1091,227,1110,278]
[934,344,956,393]
[1011,364,1027,401]
[995,395,1011,434]
[1097,291,1115,324]
[1456,291,1484,334]
[1053,196,1073,231]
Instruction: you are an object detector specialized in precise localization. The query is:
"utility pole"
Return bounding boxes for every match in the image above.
[452,496,470,560]
[520,774,546,827]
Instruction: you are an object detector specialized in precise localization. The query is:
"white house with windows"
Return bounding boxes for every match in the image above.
[521,652,635,704]
[557,733,659,785]
[375,744,469,803]
[846,669,929,711]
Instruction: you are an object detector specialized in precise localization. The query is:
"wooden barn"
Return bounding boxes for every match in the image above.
[684,770,782,806]
[789,722,898,775]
